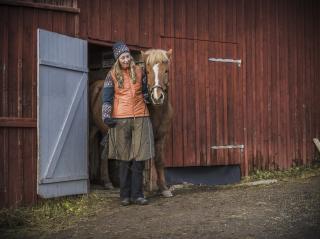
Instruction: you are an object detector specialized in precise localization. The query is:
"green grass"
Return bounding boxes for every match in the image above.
[0,192,111,236]
[242,163,320,183]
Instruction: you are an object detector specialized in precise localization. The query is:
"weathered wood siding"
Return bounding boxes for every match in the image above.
[0,0,319,207]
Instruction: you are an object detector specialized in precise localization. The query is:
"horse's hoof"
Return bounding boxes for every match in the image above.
[103,183,114,190]
[161,190,173,197]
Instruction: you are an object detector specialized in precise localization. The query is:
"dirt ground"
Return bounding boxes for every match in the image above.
[2,175,320,239]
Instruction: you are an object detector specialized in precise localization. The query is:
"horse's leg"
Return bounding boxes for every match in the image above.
[100,133,114,189]
[154,138,173,197]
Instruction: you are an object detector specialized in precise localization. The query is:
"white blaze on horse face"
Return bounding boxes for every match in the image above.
[152,63,161,99]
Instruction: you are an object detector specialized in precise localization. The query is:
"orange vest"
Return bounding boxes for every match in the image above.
[111,66,149,118]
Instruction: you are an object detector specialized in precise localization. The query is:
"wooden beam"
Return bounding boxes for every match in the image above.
[0,117,36,128]
[313,138,320,153]
[0,0,80,14]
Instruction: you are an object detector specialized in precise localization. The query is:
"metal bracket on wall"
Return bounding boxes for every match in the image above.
[211,144,245,162]
[208,57,242,67]
[211,144,244,151]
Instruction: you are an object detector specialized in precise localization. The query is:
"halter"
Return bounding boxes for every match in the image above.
[150,84,166,105]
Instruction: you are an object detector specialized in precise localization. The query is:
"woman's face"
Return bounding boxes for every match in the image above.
[118,52,131,69]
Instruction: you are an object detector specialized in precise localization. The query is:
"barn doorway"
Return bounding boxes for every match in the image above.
[87,43,143,189]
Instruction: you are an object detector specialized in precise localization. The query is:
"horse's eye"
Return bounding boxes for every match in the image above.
[165,70,168,73]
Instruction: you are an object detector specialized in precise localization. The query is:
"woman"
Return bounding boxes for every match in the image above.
[102,42,154,206]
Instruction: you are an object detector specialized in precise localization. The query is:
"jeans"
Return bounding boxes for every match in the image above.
[119,160,145,200]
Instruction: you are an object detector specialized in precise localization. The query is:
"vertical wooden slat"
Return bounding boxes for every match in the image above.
[171,38,183,166]
[77,0,88,38]
[125,0,139,45]
[197,0,208,40]
[38,9,53,31]
[23,8,36,118]
[111,0,126,41]
[100,0,111,41]
[88,0,100,39]
[0,6,9,207]
[185,39,197,165]
[173,0,186,38]
[162,0,174,37]
[139,0,153,47]
[22,9,37,205]
[52,12,67,34]
[185,0,196,39]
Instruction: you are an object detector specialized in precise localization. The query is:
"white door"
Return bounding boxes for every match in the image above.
[37,29,88,198]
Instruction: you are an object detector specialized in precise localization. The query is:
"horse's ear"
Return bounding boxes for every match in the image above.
[166,49,173,60]
[141,51,148,61]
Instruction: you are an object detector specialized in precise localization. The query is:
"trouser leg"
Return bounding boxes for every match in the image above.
[130,160,145,199]
[119,160,132,199]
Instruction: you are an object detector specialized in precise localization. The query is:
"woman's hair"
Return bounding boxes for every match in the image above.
[112,56,136,88]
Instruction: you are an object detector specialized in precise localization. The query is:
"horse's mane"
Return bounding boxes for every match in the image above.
[145,49,170,65]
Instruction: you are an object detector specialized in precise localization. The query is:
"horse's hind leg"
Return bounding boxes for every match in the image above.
[154,139,173,197]
[100,134,113,189]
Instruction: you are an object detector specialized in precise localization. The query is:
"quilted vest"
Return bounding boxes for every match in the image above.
[111,66,149,118]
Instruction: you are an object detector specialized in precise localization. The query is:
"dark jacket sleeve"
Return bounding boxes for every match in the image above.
[141,69,150,103]
[102,71,114,123]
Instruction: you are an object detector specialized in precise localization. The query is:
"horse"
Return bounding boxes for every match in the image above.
[141,49,173,197]
[89,49,173,197]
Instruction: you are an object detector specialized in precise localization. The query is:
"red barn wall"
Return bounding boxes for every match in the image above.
[0,0,319,207]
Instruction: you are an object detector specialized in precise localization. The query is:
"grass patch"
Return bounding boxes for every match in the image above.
[242,163,320,183]
[0,191,112,237]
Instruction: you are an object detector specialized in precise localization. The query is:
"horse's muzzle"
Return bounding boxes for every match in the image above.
[150,85,165,105]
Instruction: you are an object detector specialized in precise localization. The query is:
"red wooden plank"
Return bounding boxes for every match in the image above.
[99,0,111,41]
[22,129,37,205]
[23,8,35,118]
[208,43,218,165]
[197,0,208,40]
[0,128,8,207]
[197,40,208,165]
[264,0,272,170]
[287,0,298,166]
[52,11,67,34]
[77,0,88,38]
[139,0,153,47]
[173,0,186,38]
[256,0,264,169]
[185,39,197,165]
[244,0,256,171]
[125,0,139,45]
[214,45,224,164]
[237,0,248,175]
[88,0,100,39]
[8,7,20,118]
[171,38,184,166]
[185,0,197,39]
[111,0,126,41]
[180,39,189,166]
[65,13,76,36]
[304,1,313,164]
[38,8,53,31]
[7,128,22,207]
[0,6,9,118]
[162,0,174,37]
[153,0,161,48]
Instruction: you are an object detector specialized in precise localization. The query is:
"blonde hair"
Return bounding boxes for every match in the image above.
[112,56,137,88]
[144,49,170,65]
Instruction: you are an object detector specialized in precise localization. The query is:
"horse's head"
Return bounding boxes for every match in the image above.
[141,49,172,105]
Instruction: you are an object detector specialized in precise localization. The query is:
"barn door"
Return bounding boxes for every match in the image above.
[37,29,88,198]
[162,38,244,167]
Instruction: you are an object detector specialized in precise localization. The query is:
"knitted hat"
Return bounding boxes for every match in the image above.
[112,41,130,60]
